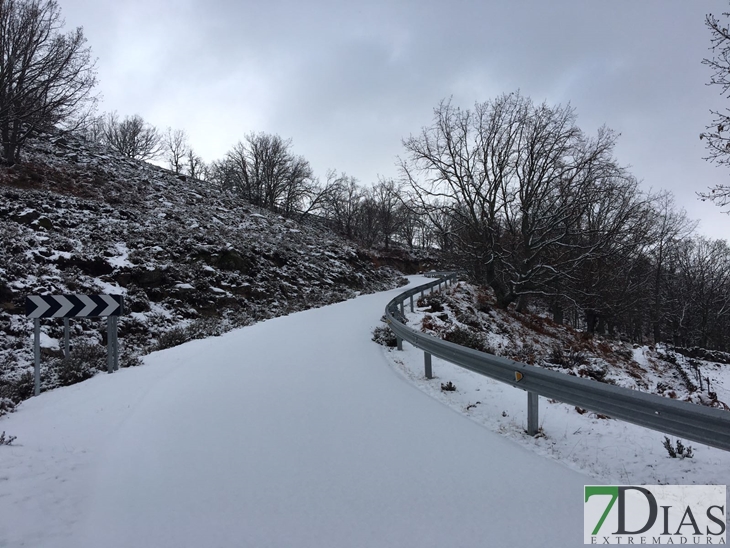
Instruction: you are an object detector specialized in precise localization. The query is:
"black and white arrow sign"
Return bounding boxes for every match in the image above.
[25,294,124,318]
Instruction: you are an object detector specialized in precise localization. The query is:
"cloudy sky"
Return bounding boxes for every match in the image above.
[60,0,730,240]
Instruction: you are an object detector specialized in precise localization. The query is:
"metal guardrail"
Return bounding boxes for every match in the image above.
[385,273,730,452]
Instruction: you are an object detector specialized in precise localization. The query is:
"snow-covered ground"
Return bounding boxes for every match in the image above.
[1,277,591,547]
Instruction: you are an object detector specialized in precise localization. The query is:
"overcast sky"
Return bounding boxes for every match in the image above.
[60,0,730,240]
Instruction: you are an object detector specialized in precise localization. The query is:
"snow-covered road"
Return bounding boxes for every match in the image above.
[1,277,588,547]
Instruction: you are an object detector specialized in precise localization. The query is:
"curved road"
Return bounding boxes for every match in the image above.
[2,277,588,547]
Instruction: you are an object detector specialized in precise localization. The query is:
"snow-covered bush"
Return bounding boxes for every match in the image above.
[372,325,398,347]
[443,326,490,353]
[56,343,105,386]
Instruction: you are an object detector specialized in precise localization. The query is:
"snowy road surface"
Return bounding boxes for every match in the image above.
[1,277,588,547]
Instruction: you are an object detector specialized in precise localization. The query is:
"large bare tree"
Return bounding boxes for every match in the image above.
[0,0,97,164]
[401,93,638,310]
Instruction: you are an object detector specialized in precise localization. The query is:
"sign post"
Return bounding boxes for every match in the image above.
[34,318,40,396]
[25,294,124,396]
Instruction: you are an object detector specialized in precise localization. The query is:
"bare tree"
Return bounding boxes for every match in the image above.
[700,5,730,212]
[323,172,363,240]
[667,237,730,348]
[645,192,697,342]
[401,93,637,310]
[371,178,404,250]
[0,0,98,164]
[185,148,206,180]
[100,112,162,161]
[84,114,105,143]
[164,127,188,174]
[212,133,314,214]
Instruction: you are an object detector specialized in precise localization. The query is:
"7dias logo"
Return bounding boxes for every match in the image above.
[584,485,726,544]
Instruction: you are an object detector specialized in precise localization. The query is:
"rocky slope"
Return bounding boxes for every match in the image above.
[0,131,411,413]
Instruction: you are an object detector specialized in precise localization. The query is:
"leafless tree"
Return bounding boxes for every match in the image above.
[667,237,730,348]
[644,192,697,342]
[322,172,363,240]
[100,112,162,161]
[371,178,404,250]
[185,148,206,180]
[700,5,730,212]
[0,0,98,164]
[164,127,188,174]
[401,93,639,310]
[212,133,314,215]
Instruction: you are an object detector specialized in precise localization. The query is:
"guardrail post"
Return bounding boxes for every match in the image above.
[396,336,403,351]
[399,300,404,315]
[409,295,414,313]
[527,391,539,435]
[34,318,40,396]
[424,352,432,379]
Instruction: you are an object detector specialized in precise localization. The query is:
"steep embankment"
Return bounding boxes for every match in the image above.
[394,282,730,410]
[0,131,407,412]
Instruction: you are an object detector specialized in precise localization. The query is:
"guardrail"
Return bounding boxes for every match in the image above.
[385,273,730,452]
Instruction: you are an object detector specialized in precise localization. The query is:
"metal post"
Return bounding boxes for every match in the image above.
[107,317,114,373]
[111,316,119,371]
[34,318,41,396]
[63,318,70,362]
[399,300,404,315]
[424,352,432,379]
[527,391,539,435]
[396,336,403,351]
[409,295,414,313]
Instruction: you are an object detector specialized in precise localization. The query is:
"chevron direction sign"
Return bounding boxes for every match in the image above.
[25,294,124,318]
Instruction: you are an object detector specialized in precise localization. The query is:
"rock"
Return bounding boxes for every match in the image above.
[56,256,114,276]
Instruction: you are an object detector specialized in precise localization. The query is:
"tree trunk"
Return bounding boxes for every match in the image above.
[551,302,564,324]
[586,310,598,334]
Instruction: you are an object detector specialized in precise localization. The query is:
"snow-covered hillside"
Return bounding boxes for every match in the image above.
[0,131,410,413]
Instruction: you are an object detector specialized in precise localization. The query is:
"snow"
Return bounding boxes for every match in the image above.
[106,243,132,268]
[0,277,589,547]
[30,331,59,350]
[93,279,126,295]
